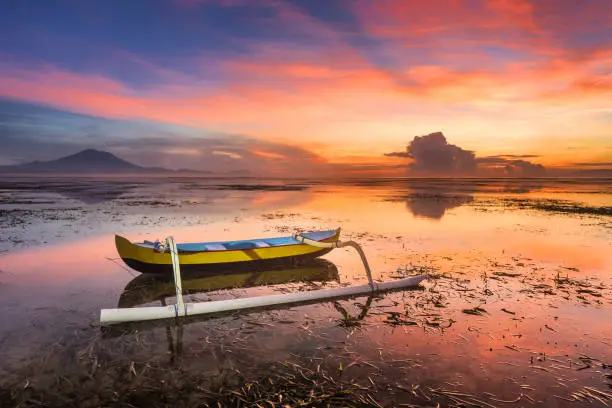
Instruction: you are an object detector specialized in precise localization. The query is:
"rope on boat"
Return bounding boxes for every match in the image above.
[105,257,137,277]
[292,234,375,290]
[166,236,187,317]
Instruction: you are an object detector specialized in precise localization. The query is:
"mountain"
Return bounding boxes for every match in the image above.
[572,169,612,178]
[224,169,253,176]
[1,149,173,174]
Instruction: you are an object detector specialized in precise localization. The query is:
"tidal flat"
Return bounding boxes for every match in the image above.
[0,177,611,407]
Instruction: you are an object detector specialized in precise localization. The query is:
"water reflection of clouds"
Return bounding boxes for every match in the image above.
[403,194,474,219]
[382,179,543,219]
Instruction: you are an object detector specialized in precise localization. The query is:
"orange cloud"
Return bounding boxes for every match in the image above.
[1,38,607,117]
[250,149,286,160]
[212,150,242,159]
[1,51,609,169]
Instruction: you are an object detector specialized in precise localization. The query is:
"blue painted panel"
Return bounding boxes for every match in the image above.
[175,229,338,252]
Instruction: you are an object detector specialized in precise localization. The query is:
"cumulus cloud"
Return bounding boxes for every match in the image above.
[385,132,477,175]
[476,156,546,176]
[502,160,546,176]
[386,132,547,177]
[383,151,411,158]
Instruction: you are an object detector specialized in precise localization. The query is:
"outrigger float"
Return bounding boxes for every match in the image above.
[100,229,428,325]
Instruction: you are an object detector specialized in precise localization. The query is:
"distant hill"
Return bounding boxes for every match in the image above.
[0,149,260,176]
[224,169,253,176]
[572,169,612,178]
[0,149,202,174]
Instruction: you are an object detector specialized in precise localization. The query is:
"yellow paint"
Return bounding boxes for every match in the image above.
[115,229,341,267]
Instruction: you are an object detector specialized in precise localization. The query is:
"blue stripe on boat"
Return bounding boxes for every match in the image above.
[173,229,338,252]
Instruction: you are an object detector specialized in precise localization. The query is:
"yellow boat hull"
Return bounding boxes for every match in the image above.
[115,229,341,274]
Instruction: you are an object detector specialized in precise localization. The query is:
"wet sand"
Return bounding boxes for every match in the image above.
[0,177,611,407]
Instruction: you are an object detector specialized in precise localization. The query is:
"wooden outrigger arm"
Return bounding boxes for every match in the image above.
[167,236,186,317]
[292,233,374,289]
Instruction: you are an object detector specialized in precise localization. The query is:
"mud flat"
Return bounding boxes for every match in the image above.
[0,177,610,407]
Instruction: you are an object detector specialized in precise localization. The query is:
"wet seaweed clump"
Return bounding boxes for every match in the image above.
[260,212,301,220]
[216,184,308,191]
[208,361,386,408]
[393,264,437,278]
[0,358,387,408]
[502,198,612,216]
[122,199,178,207]
[462,306,487,316]
[492,271,522,278]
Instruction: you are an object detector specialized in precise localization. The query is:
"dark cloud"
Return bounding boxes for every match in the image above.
[384,151,411,158]
[572,162,612,167]
[483,154,540,159]
[385,131,477,175]
[386,131,548,177]
[476,157,546,176]
[501,160,547,177]
[476,157,508,164]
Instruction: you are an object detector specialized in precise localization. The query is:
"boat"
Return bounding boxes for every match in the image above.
[118,259,340,308]
[115,228,341,274]
[101,232,429,325]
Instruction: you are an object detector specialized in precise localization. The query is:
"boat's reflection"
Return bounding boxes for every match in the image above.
[103,259,343,337]
[101,259,395,364]
[117,258,341,308]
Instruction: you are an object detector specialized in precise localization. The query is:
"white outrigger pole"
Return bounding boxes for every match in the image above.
[100,234,428,325]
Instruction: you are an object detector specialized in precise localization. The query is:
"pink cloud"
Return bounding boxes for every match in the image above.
[350,0,544,49]
[1,40,610,130]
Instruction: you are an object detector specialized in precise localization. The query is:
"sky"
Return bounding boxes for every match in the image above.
[1,0,611,176]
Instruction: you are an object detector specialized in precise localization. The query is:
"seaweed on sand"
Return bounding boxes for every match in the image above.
[492,271,522,278]
[334,296,374,328]
[216,184,307,191]
[462,306,487,316]
[553,272,606,299]
[0,348,388,408]
[208,361,386,407]
[502,198,612,216]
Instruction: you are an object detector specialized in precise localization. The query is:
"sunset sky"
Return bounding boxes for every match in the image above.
[1,0,611,176]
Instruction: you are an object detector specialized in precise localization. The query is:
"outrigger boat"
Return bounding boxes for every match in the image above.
[101,229,429,325]
[115,228,341,274]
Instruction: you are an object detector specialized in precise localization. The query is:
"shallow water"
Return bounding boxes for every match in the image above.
[0,177,611,407]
